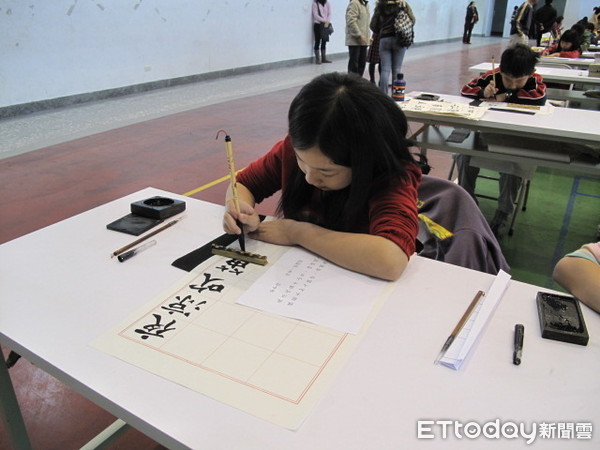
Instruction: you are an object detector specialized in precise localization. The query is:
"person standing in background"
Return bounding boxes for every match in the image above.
[550,15,564,41]
[370,0,415,95]
[367,33,381,84]
[510,0,539,47]
[511,5,519,23]
[534,0,557,46]
[346,0,370,76]
[592,7,600,31]
[463,2,479,44]
[312,0,333,64]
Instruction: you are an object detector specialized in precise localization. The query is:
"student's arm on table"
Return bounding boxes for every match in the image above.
[224,182,409,281]
[553,257,600,314]
[250,220,409,281]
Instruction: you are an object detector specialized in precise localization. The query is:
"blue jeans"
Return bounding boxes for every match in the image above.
[378,37,407,95]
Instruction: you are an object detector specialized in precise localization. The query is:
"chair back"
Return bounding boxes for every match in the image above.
[417,175,510,274]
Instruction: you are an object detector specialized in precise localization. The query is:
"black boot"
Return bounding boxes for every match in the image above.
[321,49,332,63]
[314,50,321,64]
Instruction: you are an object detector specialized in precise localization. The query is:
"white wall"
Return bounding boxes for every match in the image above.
[562,0,597,29]
[1,0,492,108]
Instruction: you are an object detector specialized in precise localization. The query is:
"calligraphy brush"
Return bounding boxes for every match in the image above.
[110,217,183,258]
[217,130,245,251]
[434,290,485,364]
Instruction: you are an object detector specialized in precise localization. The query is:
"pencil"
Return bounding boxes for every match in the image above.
[110,217,183,258]
[434,289,485,364]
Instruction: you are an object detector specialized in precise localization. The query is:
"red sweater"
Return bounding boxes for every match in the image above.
[237,136,421,257]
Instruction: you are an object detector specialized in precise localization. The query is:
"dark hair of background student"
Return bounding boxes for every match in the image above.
[561,28,583,51]
[281,72,416,231]
[570,22,585,37]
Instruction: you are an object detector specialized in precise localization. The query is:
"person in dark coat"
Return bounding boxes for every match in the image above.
[534,0,558,46]
[510,0,539,47]
[463,2,479,44]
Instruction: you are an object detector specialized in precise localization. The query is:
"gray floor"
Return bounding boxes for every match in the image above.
[0,38,500,160]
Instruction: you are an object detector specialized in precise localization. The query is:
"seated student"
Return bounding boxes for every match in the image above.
[553,242,600,314]
[581,22,596,51]
[458,44,546,236]
[541,29,582,57]
[222,72,421,281]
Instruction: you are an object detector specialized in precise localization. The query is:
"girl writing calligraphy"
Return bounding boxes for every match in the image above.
[222,72,421,281]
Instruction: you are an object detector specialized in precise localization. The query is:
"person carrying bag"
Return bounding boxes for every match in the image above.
[394,0,415,48]
[370,1,415,95]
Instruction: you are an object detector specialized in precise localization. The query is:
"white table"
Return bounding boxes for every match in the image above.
[2,188,600,449]
[469,62,600,89]
[539,56,596,69]
[402,93,600,177]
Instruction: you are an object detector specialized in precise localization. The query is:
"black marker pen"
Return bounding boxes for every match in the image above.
[513,324,524,365]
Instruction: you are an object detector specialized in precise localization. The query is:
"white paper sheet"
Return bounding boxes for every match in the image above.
[400,98,487,120]
[235,247,389,334]
[440,270,512,370]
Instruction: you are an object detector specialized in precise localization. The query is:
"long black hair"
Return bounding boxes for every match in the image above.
[561,29,582,52]
[280,72,416,231]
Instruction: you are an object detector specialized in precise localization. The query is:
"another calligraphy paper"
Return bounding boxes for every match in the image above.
[235,247,389,334]
[399,98,487,120]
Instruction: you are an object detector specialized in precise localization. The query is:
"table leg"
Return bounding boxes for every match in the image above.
[409,124,429,141]
[0,349,32,450]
